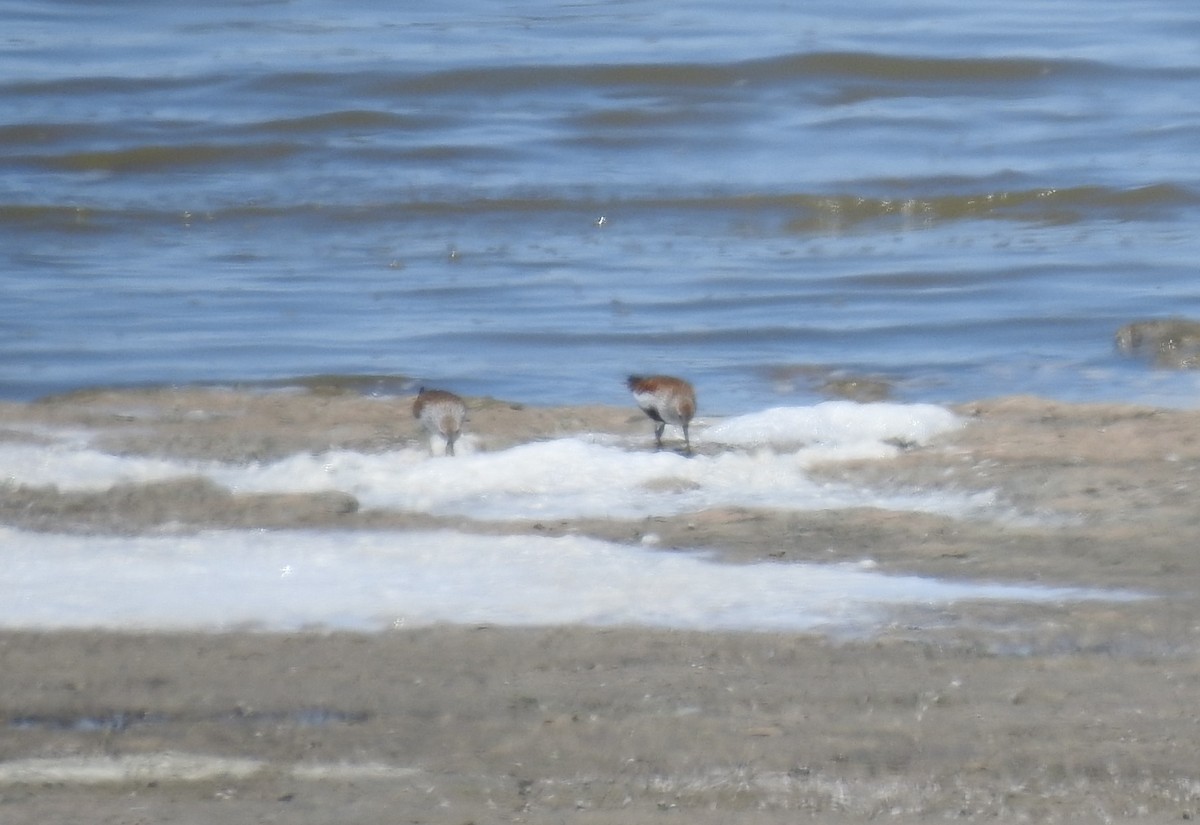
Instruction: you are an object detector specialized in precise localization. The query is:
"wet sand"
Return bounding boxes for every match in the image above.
[2,387,1199,822]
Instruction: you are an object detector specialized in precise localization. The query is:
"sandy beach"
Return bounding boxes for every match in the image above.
[2,387,1199,822]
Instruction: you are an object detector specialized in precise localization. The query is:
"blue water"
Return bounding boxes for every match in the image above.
[2,0,1199,413]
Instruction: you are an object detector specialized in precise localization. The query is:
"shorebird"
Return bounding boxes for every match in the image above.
[626,374,696,453]
[413,387,467,456]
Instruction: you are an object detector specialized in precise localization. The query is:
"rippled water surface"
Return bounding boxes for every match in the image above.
[3,0,1199,412]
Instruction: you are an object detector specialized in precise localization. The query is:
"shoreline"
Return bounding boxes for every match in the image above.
[2,387,1196,591]
[2,388,1199,821]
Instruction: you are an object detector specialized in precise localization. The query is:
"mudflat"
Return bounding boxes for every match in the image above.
[1,388,1199,823]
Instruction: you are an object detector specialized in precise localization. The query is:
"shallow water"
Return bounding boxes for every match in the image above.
[2,1,1198,412]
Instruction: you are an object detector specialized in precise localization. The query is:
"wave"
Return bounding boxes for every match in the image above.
[1,183,1193,232]
[29,142,304,173]
[250,110,442,134]
[6,50,1180,102]
[365,51,1118,98]
[781,184,1198,230]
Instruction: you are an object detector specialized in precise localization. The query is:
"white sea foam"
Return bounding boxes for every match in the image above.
[209,437,993,521]
[0,404,1125,635]
[0,527,1133,634]
[0,402,977,521]
[0,440,189,490]
[0,752,419,785]
[702,401,962,448]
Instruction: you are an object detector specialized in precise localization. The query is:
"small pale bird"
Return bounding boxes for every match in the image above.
[627,374,696,454]
[413,387,467,456]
